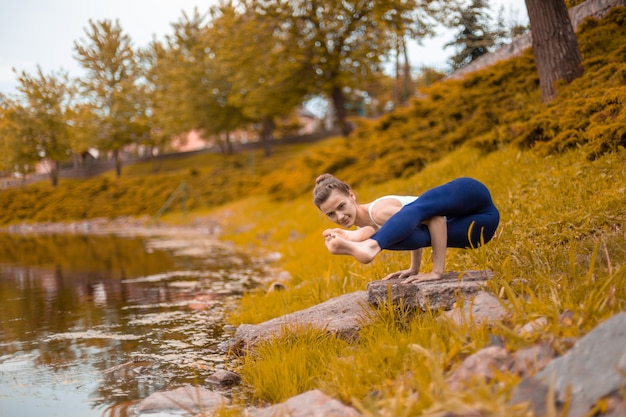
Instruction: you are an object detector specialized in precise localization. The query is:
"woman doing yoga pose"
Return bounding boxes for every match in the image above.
[313,174,500,283]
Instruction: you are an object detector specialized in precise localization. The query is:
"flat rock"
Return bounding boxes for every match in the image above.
[366,270,494,311]
[250,389,361,417]
[134,385,229,414]
[229,291,374,352]
[443,291,509,326]
[446,346,514,390]
[510,312,626,417]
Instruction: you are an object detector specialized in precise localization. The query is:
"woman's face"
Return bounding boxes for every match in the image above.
[318,189,358,228]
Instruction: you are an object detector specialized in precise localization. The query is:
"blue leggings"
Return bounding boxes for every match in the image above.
[371,177,500,250]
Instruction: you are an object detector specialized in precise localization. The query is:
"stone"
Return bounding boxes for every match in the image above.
[512,344,554,378]
[508,377,550,417]
[205,369,241,386]
[366,270,494,311]
[509,312,626,417]
[446,346,514,391]
[519,316,549,336]
[443,291,509,326]
[134,385,229,414]
[267,281,287,292]
[229,291,374,352]
[250,389,361,417]
[604,393,626,417]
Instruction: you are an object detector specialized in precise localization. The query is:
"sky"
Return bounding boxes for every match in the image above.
[0,0,528,97]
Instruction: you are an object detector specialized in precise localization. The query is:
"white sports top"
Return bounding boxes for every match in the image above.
[368,195,418,228]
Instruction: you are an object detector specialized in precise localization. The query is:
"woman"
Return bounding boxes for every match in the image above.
[313,174,500,283]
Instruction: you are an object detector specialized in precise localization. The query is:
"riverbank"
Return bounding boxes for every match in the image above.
[0,215,215,236]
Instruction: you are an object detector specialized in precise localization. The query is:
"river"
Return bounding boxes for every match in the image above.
[0,229,269,416]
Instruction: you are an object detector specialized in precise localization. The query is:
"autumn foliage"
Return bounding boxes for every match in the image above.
[0,8,625,224]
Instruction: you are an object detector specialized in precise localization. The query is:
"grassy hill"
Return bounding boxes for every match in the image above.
[1,8,624,225]
[1,7,625,415]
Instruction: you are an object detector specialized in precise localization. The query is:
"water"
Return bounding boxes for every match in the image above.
[0,230,268,416]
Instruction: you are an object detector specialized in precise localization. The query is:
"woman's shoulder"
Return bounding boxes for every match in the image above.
[373,195,418,207]
[368,195,416,227]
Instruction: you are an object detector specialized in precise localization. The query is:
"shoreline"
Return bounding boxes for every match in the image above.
[0,215,223,238]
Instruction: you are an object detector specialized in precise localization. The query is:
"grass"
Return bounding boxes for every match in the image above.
[212,143,626,415]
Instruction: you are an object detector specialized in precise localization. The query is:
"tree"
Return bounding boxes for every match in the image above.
[1,68,75,186]
[138,41,175,162]
[74,19,148,177]
[0,96,12,176]
[209,2,313,156]
[66,102,100,167]
[383,0,447,107]
[0,98,29,178]
[524,0,583,102]
[264,0,447,136]
[492,4,529,49]
[445,0,495,70]
[0,102,36,180]
[147,9,247,155]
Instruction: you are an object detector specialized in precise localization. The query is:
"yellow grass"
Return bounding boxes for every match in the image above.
[214,143,626,415]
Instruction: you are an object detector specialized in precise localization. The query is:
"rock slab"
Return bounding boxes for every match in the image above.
[250,389,361,417]
[366,270,494,311]
[135,385,229,414]
[230,291,374,352]
[510,312,626,417]
[443,291,509,326]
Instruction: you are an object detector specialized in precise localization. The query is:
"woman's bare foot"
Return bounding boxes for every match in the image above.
[402,271,443,284]
[325,236,380,264]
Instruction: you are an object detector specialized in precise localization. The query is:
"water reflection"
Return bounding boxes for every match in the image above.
[0,232,264,417]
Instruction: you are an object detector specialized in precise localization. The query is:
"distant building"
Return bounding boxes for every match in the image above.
[169,107,322,152]
[170,130,210,152]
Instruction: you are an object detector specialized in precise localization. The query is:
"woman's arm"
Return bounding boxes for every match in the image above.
[409,248,424,274]
[403,216,447,283]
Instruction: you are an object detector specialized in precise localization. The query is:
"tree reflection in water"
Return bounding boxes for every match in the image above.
[0,232,266,417]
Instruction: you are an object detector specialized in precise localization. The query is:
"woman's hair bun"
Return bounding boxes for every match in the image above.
[315,173,334,185]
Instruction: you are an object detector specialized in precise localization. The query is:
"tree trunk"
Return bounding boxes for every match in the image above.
[524,0,583,102]
[260,116,274,157]
[152,146,163,173]
[49,160,59,187]
[216,133,234,155]
[114,149,122,178]
[393,41,400,108]
[331,85,352,136]
[401,36,412,105]
[225,132,233,155]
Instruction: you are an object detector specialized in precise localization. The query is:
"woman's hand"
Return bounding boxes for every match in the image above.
[382,269,419,281]
[402,271,443,284]
[323,228,344,241]
[323,228,363,242]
